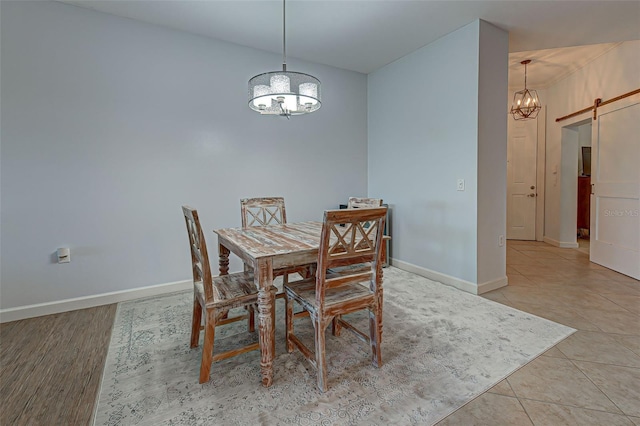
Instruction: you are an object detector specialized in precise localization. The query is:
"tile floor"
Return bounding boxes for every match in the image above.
[438,240,640,426]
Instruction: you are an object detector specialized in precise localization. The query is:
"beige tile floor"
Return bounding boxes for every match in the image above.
[438,240,640,426]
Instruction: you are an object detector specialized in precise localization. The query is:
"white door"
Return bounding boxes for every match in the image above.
[507,117,538,240]
[590,98,640,279]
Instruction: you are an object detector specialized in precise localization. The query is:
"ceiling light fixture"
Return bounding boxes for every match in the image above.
[248,0,321,117]
[510,59,541,121]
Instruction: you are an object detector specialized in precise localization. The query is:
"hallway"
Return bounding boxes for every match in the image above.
[441,240,640,425]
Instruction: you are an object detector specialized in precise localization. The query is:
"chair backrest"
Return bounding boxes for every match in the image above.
[347,197,383,209]
[241,197,287,227]
[347,197,384,230]
[316,207,387,310]
[182,206,214,303]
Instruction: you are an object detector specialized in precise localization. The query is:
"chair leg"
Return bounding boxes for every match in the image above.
[247,305,255,333]
[190,298,202,348]
[199,310,216,384]
[315,319,329,392]
[304,264,316,279]
[285,292,294,353]
[274,274,289,301]
[331,315,342,336]
[368,307,382,368]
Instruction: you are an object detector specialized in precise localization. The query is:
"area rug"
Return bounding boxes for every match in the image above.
[93,267,574,425]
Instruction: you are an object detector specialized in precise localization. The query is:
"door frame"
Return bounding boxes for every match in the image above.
[535,107,546,241]
[558,119,590,248]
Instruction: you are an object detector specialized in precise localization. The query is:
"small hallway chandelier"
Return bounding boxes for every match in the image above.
[510,59,541,121]
[248,0,321,117]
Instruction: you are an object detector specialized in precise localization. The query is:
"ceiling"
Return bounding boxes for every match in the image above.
[507,42,621,89]
[60,1,639,85]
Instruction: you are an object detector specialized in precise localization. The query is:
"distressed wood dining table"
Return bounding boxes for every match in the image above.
[214,220,390,387]
[213,221,324,387]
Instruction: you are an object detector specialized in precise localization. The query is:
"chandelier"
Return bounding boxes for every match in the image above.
[510,59,541,121]
[248,0,321,117]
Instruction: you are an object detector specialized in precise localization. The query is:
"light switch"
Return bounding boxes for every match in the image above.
[457,179,465,191]
[57,247,70,264]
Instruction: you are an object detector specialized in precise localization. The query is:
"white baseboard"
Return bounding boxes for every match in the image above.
[0,279,192,323]
[543,236,579,248]
[1,260,510,323]
[391,258,480,295]
[390,258,507,295]
[477,276,508,294]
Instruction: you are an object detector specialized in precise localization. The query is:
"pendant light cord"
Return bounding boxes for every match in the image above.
[524,62,527,89]
[280,0,289,117]
[282,0,287,71]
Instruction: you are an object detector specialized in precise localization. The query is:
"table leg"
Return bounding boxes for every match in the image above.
[256,258,276,387]
[218,243,230,275]
[217,243,231,321]
[378,264,384,342]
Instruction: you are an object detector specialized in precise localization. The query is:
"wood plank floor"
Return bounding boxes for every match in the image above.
[0,304,117,426]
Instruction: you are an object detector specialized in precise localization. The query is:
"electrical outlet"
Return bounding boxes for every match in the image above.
[498,235,505,247]
[456,179,465,191]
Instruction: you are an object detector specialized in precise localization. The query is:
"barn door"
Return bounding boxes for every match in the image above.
[590,97,640,279]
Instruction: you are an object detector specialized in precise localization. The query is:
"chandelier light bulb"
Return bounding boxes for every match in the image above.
[299,82,319,106]
[270,74,291,94]
[252,85,272,110]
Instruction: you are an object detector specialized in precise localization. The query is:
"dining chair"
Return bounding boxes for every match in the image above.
[347,197,383,209]
[348,196,389,263]
[182,206,260,383]
[241,196,288,227]
[284,207,387,392]
[332,197,385,336]
[240,197,311,294]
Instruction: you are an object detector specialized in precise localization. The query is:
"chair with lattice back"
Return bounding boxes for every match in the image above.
[241,197,288,227]
[346,197,383,239]
[347,197,383,209]
[240,197,311,294]
[284,207,387,392]
[331,197,385,335]
[182,206,260,383]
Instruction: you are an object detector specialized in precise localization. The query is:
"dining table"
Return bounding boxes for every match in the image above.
[214,221,322,387]
[213,220,390,387]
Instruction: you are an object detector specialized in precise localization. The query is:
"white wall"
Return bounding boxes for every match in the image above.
[544,41,640,245]
[559,126,580,243]
[476,21,509,287]
[0,1,368,313]
[368,20,508,293]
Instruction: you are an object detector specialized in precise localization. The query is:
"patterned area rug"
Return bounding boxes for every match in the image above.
[94,267,574,425]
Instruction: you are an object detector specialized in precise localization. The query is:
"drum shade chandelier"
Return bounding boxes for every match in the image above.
[510,59,541,121]
[248,0,321,117]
